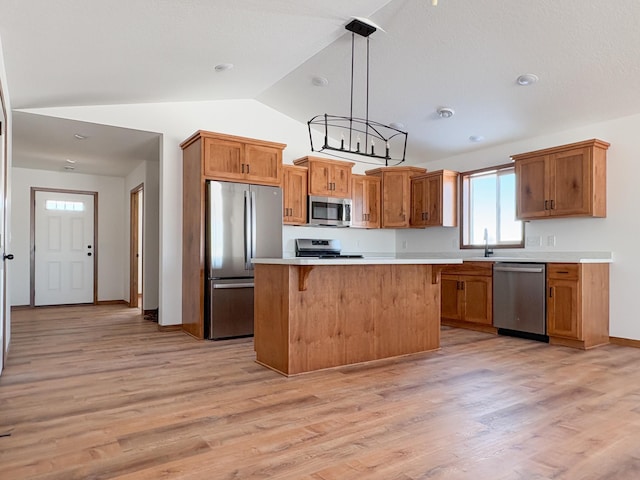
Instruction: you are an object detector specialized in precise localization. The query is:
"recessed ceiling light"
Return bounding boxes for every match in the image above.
[63,165,75,171]
[73,133,87,140]
[437,107,455,119]
[516,73,539,86]
[65,158,76,164]
[214,63,234,72]
[469,135,485,143]
[389,122,405,130]
[311,76,329,87]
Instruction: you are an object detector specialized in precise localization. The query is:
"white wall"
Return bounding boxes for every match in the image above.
[22,100,320,326]
[283,225,395,257]
[397,112,640,339]
[10,167,126,305]
[21,101,640,340]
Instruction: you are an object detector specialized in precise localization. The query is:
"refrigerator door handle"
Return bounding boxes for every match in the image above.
[244,190,252,270]
[249,190,257,270]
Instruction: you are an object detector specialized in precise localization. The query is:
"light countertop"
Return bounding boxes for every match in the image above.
[253,251,613,265]
[252,257,464,266]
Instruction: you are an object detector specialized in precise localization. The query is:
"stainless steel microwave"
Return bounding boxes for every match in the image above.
[307,196,352,227]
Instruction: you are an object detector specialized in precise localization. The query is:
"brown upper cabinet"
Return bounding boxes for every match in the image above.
[179,131,286,339]
[513,139,609,220]
[365,166,427,228]
[181,130,285,187]
[282,165,308,225]
[293,156,355,198]
[410,170,458,228]
[351,174,381,228]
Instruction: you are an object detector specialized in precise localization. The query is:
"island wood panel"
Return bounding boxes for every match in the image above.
[181,137,206,339]
[255,263,440,375]
[253,264,290,374]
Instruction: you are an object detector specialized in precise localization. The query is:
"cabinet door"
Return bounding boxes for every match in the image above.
[244,144,282,186]
[461,276,492,325]
[331,164,352,197]
[351,176,367,227]
[382,171,410,228]
[425,174,443,226]
[365,176,381,228]
[410,177,427,227]
[203,138,244,180]
[547,278,581,339]
[308,162,332,196]
[550,147,592,216]
[441,275,463,321]
[516,155,549,219]
[283,167,307,225]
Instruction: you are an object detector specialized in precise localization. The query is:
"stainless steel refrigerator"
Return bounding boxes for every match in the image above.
[206,180,282,340]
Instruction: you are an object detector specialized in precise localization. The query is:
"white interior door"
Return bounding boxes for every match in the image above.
[0,109,6,372]
[34,191,95,306]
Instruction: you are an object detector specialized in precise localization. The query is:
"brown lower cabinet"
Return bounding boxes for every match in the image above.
[547,263,609,349]
[440,262,494,332]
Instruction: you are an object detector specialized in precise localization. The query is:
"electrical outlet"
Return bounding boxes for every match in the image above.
[526,236,541,247]
[547,235,556,247]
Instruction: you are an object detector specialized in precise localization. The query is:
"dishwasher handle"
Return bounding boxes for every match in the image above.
[493,266,544,274]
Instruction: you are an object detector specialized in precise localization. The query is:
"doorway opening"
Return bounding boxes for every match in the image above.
[129,184,143,314]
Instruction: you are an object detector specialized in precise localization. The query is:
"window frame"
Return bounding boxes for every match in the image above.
[459,162,524,250]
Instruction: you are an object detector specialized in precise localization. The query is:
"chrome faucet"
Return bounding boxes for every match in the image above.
[483,228,494,257]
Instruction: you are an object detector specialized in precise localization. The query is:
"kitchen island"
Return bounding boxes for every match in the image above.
[252,257,462,375]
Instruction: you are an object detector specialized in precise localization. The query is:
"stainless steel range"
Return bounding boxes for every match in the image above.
[295,239,363,259]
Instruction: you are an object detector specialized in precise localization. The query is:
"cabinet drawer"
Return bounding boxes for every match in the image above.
[547,263,579,280]
[441,261,493,277]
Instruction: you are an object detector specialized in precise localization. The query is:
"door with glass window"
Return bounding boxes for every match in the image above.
[33,190,95,306]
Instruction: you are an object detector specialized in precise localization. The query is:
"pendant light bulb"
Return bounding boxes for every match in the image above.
[432,0,438,6]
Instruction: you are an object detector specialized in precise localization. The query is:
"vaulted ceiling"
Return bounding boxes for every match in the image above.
[2,0,640,175]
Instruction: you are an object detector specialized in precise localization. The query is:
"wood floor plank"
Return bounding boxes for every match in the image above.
[2,306,640,479]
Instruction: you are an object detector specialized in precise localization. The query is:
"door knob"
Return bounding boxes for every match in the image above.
[3,254,14,260]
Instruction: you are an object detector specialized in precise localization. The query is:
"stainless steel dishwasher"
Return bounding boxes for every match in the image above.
[493,262,548,341]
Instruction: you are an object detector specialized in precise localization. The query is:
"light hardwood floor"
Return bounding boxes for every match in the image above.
[1,305,640,479]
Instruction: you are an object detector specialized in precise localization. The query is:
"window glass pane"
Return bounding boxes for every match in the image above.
[498,173,520,242]
[470,174,496,245]
[461,165,523,249]
[45,200,85,211]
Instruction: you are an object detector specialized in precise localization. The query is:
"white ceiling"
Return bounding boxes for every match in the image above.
[2,0,640,175]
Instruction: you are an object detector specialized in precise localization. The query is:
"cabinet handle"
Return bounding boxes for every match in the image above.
[544,200,549,210]
[550,199,555,210]
[549,287,553,298]
[557,270,569,274]
[425,212,429,220]
[460,281,464,291]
